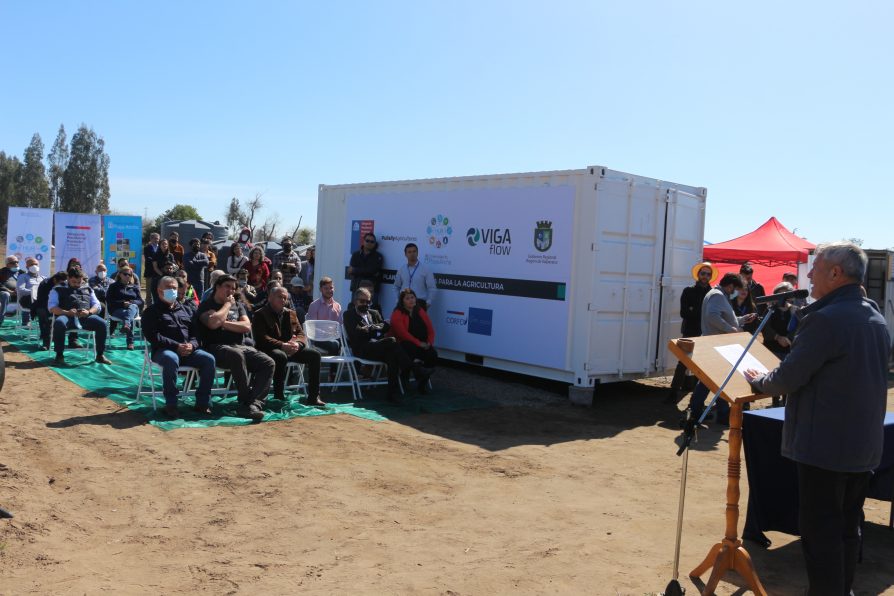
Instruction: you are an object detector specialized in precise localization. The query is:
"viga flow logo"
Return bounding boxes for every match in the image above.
[465,226,512,255]
[426,214,452,249]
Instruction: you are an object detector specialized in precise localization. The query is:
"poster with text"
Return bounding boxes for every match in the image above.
[344,186,574,370]
[54,212,102,275]
[102,215,143,277]
[6,207,54,275]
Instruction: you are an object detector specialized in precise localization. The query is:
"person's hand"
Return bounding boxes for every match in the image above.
[226,295,236,307]
[176,343,192,356]
[419,342,430,349]
[123,301,131,306]
[742,313,757,323]
[743,368,762,382]
[283,342,299,356]
[77,308,89,318]
[777,336,792,348]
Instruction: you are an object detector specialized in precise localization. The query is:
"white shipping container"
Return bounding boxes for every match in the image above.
[316,166,706,394]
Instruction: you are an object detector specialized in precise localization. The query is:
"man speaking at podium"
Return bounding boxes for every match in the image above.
[745,241,891,596]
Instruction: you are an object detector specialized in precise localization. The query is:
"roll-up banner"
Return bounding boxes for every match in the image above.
[6,207,54,275]
[344,186,574,370]
[54,212,102,275]
[102,215,143,277]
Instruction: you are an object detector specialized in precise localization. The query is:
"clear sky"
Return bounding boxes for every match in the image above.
[1,1,891,248]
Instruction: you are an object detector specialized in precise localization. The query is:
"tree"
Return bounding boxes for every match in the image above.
[224,193,264,237]
[20,133,50,209]
[47,125,68,211]
[294,227,315,246]
[60,124,111,214]
[0,152,24,233]
[846,237,863,247]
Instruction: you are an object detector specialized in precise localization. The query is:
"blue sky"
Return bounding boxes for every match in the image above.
[1,1,891,248]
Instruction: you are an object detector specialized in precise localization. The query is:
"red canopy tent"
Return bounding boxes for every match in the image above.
[703,217,816,290]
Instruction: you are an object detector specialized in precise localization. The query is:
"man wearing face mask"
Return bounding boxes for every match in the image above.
[272,236,301,276]
[0,255,23,325]
[88,263,111,317]
[686,273,757,424]
[49,269,112,365]
[16,258,43,326]
[142,276,217,418]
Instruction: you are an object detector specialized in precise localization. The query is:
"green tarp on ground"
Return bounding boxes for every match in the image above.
[1,320,495,430]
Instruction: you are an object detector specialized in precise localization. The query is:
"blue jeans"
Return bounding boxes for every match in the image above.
[152,349,216,408]
[112,304,140,343]
[53,314,107,357]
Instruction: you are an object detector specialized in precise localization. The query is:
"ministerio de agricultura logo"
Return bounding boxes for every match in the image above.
[426,214,452,249]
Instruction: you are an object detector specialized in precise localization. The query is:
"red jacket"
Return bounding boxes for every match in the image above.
[389,307,435,347]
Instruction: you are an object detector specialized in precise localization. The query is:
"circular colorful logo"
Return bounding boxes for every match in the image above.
[427,214,452,249]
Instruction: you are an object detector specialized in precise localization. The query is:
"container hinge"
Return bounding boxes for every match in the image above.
[660,275,672,288]
[583,363,590,370]
[591,242,597,251]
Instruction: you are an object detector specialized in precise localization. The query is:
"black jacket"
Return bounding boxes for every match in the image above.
[679,283,710,337]
[342,307,390,353]
[142,300,200,358]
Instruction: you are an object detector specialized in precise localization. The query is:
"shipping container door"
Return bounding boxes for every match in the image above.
[587,177,665,375]
[656,188,707,370]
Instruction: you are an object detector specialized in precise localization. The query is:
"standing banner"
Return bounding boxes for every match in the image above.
[6,207,54,275]
[54,212,102,275]
[344,186,574,370]
[102,215,143,277]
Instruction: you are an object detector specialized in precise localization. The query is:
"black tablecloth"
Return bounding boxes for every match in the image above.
[742,408,894,545]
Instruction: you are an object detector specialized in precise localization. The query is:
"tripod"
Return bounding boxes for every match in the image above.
[663,302,785,596]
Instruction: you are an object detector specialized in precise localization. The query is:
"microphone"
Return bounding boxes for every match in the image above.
[753,289,808,305]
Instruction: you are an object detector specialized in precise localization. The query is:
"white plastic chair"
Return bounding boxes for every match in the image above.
[136,342,198,411]
[339,325,390,394]
[304,319,360,400]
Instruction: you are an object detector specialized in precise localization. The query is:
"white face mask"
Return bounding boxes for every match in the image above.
[97,271,106,279]
[28,265,39,275]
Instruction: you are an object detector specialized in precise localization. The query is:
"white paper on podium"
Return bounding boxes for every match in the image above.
[714,344,769,376]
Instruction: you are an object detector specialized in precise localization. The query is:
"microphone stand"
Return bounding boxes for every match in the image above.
[663,299,784,595]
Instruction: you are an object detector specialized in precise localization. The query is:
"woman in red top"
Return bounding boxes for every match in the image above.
[242,246,270,291]
[389,288,437,393]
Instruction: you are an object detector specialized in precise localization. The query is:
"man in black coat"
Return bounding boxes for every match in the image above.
[348,233,384,300]
[342,287,410,402]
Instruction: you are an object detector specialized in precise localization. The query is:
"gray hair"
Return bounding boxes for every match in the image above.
[209,269,226,284]
[814,241,867,281]
[158,275,177,289]
[269,285,289,299]
[353,287,371,301]
[772,281,794,294]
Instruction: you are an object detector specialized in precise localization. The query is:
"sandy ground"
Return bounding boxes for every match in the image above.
[0,341,892,596]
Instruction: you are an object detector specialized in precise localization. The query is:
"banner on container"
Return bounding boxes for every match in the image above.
[102,215,143,277]
[344,186,574,370]
[6,207,54,275]
[54,212,102,275]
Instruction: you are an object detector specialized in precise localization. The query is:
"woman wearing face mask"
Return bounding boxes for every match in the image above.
[107,267,145,350]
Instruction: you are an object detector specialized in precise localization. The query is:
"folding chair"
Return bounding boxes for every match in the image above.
[136,343,198,411]
[12,303,36,340]
[339,325,390,396]
[107,308,142,343]
[50,315,97,360]
[304,320,360,400]
[283,361,307,397]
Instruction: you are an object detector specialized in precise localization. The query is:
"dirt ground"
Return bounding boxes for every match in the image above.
[1,342,892,595]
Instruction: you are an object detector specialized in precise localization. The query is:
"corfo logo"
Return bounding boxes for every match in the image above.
[465,227,512,255]
[426,214,452,249]
[445,310,467,326]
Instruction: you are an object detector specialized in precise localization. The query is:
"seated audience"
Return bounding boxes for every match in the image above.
[252,286,326,406]
[49,269,112,365]
[107,266,144,350]
[197,274,274,421]
[243,246,270,291]
[343,287,411,402]
[389,288,437,393]
[0,255,22,323]
[88,263,111,316]
[225,242,248,275]
[142,275,217,418]
[176,278,198,317]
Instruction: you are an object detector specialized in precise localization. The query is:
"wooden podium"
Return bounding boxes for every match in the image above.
[668,333,778,596]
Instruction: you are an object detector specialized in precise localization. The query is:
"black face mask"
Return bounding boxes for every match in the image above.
[357,304,369,313]
[282,245,292,252]
[170,239,178,246]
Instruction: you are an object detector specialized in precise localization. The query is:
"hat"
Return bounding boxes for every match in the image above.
[691,261,718,284]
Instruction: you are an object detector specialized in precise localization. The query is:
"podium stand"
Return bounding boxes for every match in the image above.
[668,333,778,596]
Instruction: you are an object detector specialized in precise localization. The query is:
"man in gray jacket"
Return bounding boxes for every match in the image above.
[745,242,890,596]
